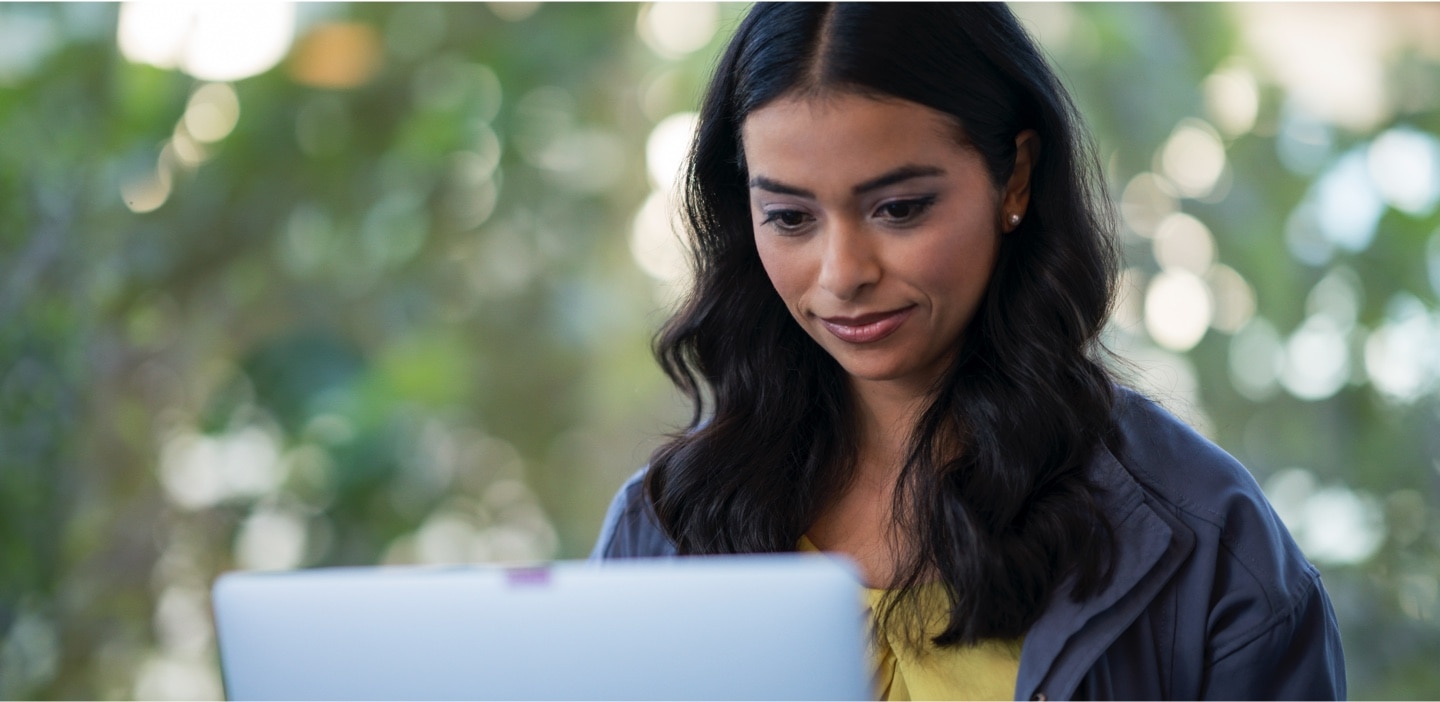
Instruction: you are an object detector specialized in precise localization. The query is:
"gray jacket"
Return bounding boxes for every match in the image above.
[591,389,1347,700]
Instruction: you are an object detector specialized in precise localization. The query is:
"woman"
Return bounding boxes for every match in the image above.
[593,4,1345,699]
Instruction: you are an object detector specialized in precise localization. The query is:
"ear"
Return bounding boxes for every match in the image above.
[1000,130,1040,232]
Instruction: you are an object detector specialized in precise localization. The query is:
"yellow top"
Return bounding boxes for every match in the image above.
[798,536,1022,701]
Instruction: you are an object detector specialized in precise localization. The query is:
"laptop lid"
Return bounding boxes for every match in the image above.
[212,554,869,700]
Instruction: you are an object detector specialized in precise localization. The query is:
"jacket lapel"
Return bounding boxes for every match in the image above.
[1014,444,1195,700]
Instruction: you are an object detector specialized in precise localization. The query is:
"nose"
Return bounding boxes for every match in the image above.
[817,220,880,301]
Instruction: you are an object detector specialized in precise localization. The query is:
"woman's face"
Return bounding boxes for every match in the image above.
[741,92,1033,395]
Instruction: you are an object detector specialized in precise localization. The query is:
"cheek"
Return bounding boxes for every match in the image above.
[906,226,999,305]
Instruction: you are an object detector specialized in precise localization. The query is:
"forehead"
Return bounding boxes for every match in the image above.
[739,93,973,179]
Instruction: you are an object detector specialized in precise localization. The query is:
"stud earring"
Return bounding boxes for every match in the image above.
[1007,213,1021,227]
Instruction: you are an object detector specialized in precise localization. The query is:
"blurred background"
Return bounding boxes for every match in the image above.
[0,2,1437,698]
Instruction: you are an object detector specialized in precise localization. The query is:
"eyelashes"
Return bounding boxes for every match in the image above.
[874,195,937,224]
[759,209,812,232]
[759,195,939,235]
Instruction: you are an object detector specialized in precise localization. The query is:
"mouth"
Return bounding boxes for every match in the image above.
[819,306,916,344]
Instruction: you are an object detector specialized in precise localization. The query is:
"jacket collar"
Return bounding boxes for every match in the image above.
[1014,442,1195,701]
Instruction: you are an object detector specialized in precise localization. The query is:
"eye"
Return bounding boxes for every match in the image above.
[874,196,937,225]
[760,209,813,233]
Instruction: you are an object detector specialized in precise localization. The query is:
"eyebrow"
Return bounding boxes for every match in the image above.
[748,164,946,198]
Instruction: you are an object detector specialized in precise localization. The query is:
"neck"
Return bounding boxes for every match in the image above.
[848,377,931,483]
[804,377,934,588]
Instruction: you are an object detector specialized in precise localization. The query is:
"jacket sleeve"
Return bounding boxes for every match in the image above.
[1202,570,1347,700]
[589,467,677,560]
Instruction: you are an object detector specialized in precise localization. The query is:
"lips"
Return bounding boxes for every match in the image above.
[819,306,916,344]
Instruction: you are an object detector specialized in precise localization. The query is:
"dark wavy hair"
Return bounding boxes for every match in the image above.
[645,2,1121,645]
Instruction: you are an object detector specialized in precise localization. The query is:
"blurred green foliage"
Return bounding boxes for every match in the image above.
[0,3,1437,699]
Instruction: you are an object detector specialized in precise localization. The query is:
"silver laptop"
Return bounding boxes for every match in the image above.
[212,554,869,700]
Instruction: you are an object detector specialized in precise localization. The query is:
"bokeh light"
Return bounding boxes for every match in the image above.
[1306,267,1363,332]
[234,505,308,571]
[637,3,719,60]
[288,22,382,90]
[487,3,540,23]
[1364,294,1439,404]
[630,190,689,285]
[1367,126,1440,217]
[1312,149,1385,254]
[440,147,501,232]
[1203,63,1260,138]
[1144,270,1212,352]
[116,2,191,69]
[646,111,697,193]
[1239,3,1392,131]
[1119,172,1179,238]
[1265,468,1385,566]
[158,425,286,511]
[1152,212,1216,276]
[183,83,240,143]
[1279,314,1350,401]
[120,160,172,214]
[133,652,222,701]
[1229,317,1282,401]
[118,2,296,82]
[1011,3,1101,66]
[1159,119,1227,199]
[1205,264,1256,334]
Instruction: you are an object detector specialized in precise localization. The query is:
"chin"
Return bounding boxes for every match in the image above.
[835,361,923,385]
[829,349,951,390]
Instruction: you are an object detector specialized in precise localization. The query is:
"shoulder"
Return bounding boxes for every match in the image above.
[1100,387,1344,696]
[589,467,677,560]
[1105,387,1318,600]
[1105,387,1309,584]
